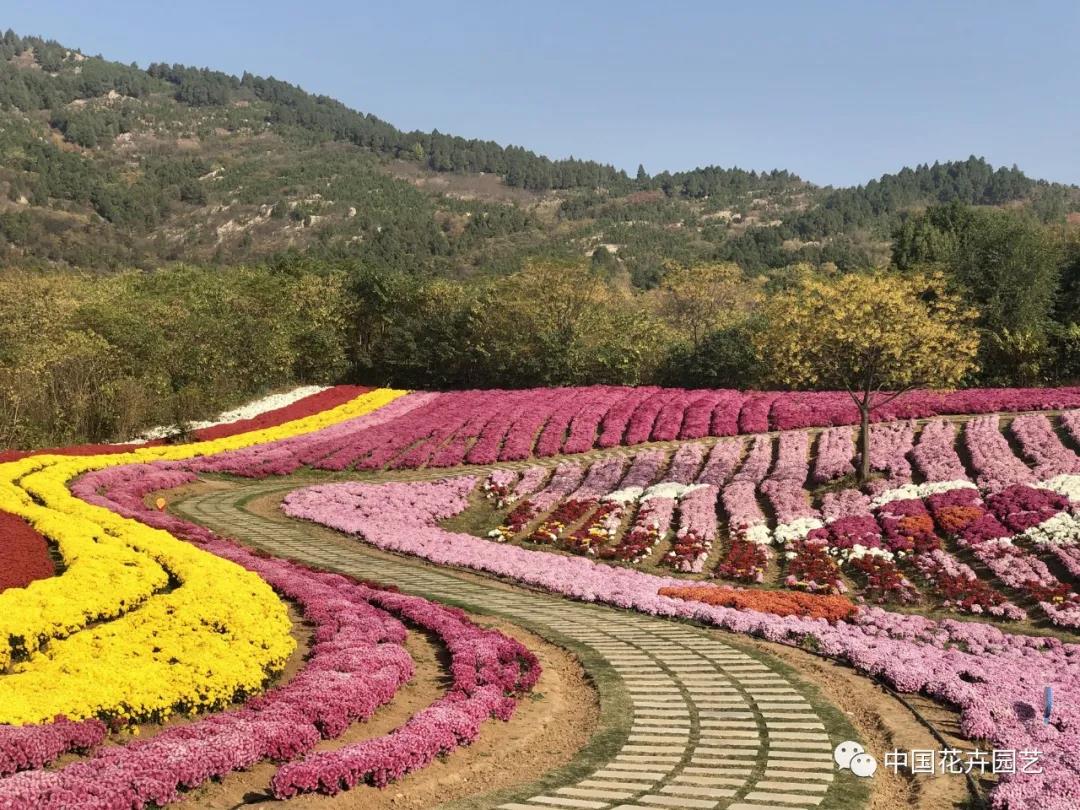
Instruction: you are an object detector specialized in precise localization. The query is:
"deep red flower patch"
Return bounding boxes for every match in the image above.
[192,385,370,440]
[0,510,55,592]
[0,386,369,462]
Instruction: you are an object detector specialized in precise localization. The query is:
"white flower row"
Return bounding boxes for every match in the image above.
[871,479,976,508]
[602,481,707,505]
[134,386,328,441]
[1022,512,1080,547]
[744,523,772,546]
[772,517,823,545]
[836,544,895,562]
[1038,474,1080,503]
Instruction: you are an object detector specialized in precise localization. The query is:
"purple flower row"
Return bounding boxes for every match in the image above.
[619,449,668,490]
[964,415,1037,492]
[811,426,855,484]
[721,436,772,537]
[863,422,915,495]
[572,455,628,500]
[695,439,743,486]
[760,432,819,530]
[910,419,969,483]
[667,485,719,573]
[666,442,707,484]
[1009,414,1080,480]
[1062,410,1080,451]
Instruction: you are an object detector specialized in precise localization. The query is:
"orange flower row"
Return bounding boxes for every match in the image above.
[658,584,857,622]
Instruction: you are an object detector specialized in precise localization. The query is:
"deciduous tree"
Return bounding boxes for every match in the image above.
[756,272,979,481]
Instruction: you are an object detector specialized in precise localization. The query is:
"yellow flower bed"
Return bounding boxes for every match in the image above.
[0,388,406,725]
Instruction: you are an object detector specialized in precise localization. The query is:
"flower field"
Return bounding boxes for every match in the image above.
[0,387,541,807]
[7,383,1080,808]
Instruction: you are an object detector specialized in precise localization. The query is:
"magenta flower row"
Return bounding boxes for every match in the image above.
[194,387,1080,476]
[0,718,106,779]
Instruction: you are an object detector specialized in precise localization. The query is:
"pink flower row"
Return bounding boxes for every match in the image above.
[1009,414,1080,480]
[812,427,855,484]
[667,485,719,573]
[760,432,818,529]
[964,415,1037,492]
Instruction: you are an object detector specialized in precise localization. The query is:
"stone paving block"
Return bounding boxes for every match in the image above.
[617,747,682,756]
[697,728,759,738]
[769,740,833,751]
[660,784,736,799]
[672,775,747,787]
[771,731,832,741]
[743,791,823,805]
[637,794,719,808]
[765,721,825,730]
[628,734,689,744]
[581,778,656,791]
[557,786,636,800]
[602,762,674,773]
[528,797,609,809]
[762,770,833,782]
[766,758,834,770]
[756,780,829,792]
[592,768,667,780]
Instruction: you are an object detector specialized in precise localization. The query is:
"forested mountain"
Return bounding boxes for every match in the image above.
[1,29,1078,282]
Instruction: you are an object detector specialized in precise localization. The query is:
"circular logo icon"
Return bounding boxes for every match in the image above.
[850,752,878,778]
[834,740,865,769]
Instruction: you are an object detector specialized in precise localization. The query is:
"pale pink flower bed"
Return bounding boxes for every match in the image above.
[282,475,1080,809]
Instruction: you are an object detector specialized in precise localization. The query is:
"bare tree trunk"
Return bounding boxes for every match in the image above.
[859,403,871,483]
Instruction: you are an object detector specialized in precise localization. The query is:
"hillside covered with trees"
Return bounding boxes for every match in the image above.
[2,29,1078,279]
[3,30,1080,449]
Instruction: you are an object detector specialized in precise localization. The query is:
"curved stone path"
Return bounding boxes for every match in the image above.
[176,483,851,810]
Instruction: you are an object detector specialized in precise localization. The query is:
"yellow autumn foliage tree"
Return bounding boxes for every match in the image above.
[756,271,980,480]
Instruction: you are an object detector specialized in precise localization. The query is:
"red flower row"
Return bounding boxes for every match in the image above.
[0,510,55,592]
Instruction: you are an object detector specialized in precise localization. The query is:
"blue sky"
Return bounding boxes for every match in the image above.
[7,1,1079,186]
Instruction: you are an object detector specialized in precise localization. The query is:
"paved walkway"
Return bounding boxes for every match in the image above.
[176,483,848,810]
